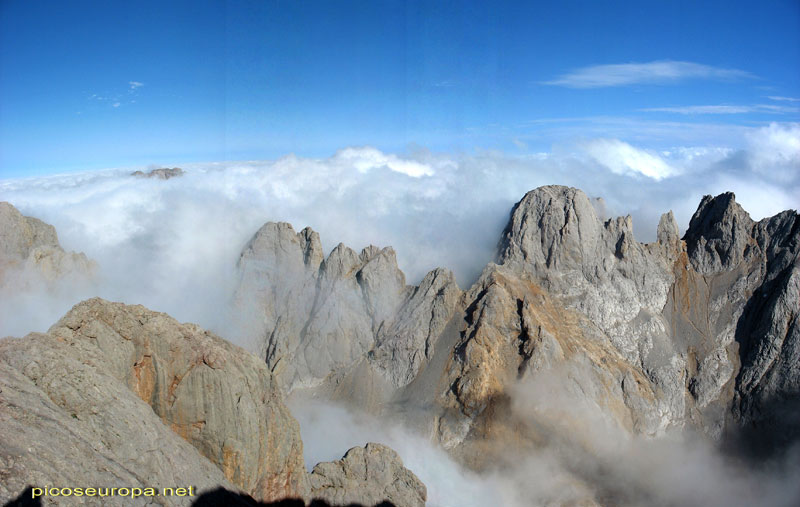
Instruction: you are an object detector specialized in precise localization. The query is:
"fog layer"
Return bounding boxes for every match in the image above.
[1,125,797,340]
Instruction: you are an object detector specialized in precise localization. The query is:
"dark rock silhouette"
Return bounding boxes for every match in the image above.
[2,487,41,507]
[191,488,396,506]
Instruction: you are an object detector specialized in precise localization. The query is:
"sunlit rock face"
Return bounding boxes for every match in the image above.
[0,298,427,506]
[236,185,799,469]
[309,443,427,507]
[0,298,310,503]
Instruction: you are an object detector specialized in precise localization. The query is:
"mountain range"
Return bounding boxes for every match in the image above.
[1,185,798,506]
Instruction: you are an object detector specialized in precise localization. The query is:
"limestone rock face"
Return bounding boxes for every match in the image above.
[497,186,675,368]
[0,201,95,283]
[451,187,798,450]
[309,443,427,507]
[681,195,800,449]
[50,298,311,501]
[0,298,311,504]
[0,332,236,506]
[684,192,756,274]
[372,267,461,387]
[235,222,462,394]
[0,202,59,260]
[492,186,684,434]
[233,186,798,473]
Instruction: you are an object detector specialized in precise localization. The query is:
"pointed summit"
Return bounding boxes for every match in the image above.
[683,192,755,273]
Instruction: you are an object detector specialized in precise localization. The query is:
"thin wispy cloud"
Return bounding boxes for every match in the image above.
[641,104,798,115]
[86,81,143,109]
[768,96,800,102]
[543,60,754,88]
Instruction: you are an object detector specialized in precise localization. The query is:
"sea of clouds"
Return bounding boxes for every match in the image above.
[0,122,797,340]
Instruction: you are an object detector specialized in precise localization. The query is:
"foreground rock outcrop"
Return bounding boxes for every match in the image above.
[0,298,426,506]
[309,443,427,507]
[0,298,308,504]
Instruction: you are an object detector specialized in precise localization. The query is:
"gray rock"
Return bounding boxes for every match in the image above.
[234,222,322,370]
[728,208,800,451]
[0,202,59,260]
[0,201,95,283]
[371,267,462,387]
[493,186,682,432]
[0,333,237,506]
[234,222,461,394]
[0,298,311,504]
[131,167,185,180]
[683,192,756,274]
[233,186,799,472]
[309,443,426,507]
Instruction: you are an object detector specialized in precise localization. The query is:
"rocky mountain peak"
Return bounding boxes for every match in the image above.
[240,221,324,273]
[0,202,60,260]
[235,220,460,393]
[657,210,680,246]
[497,185,603,272]
[309,443,427,507]
[683,192,756,274]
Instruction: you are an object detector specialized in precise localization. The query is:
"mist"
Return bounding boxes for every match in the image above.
[2,127,797,340]
[289,368,800,507]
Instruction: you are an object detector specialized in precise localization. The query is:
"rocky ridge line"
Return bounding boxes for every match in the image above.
[235,186,799,473]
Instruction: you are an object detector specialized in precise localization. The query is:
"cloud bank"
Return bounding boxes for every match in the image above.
[0,123,798,341]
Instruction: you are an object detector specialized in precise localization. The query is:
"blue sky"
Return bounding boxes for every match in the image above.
[1,0,798,177]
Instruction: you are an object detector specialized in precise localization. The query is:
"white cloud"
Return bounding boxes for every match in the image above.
[332,146,436,177]
[642,105,753,114]
[757,104,800,113]
[768,96,800,102]
[543,60,754,88]
[641,104,798,114]
[1,138,797,340]
[129,81,144,90]
[582,138,678,180]
[746,122,800,182]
